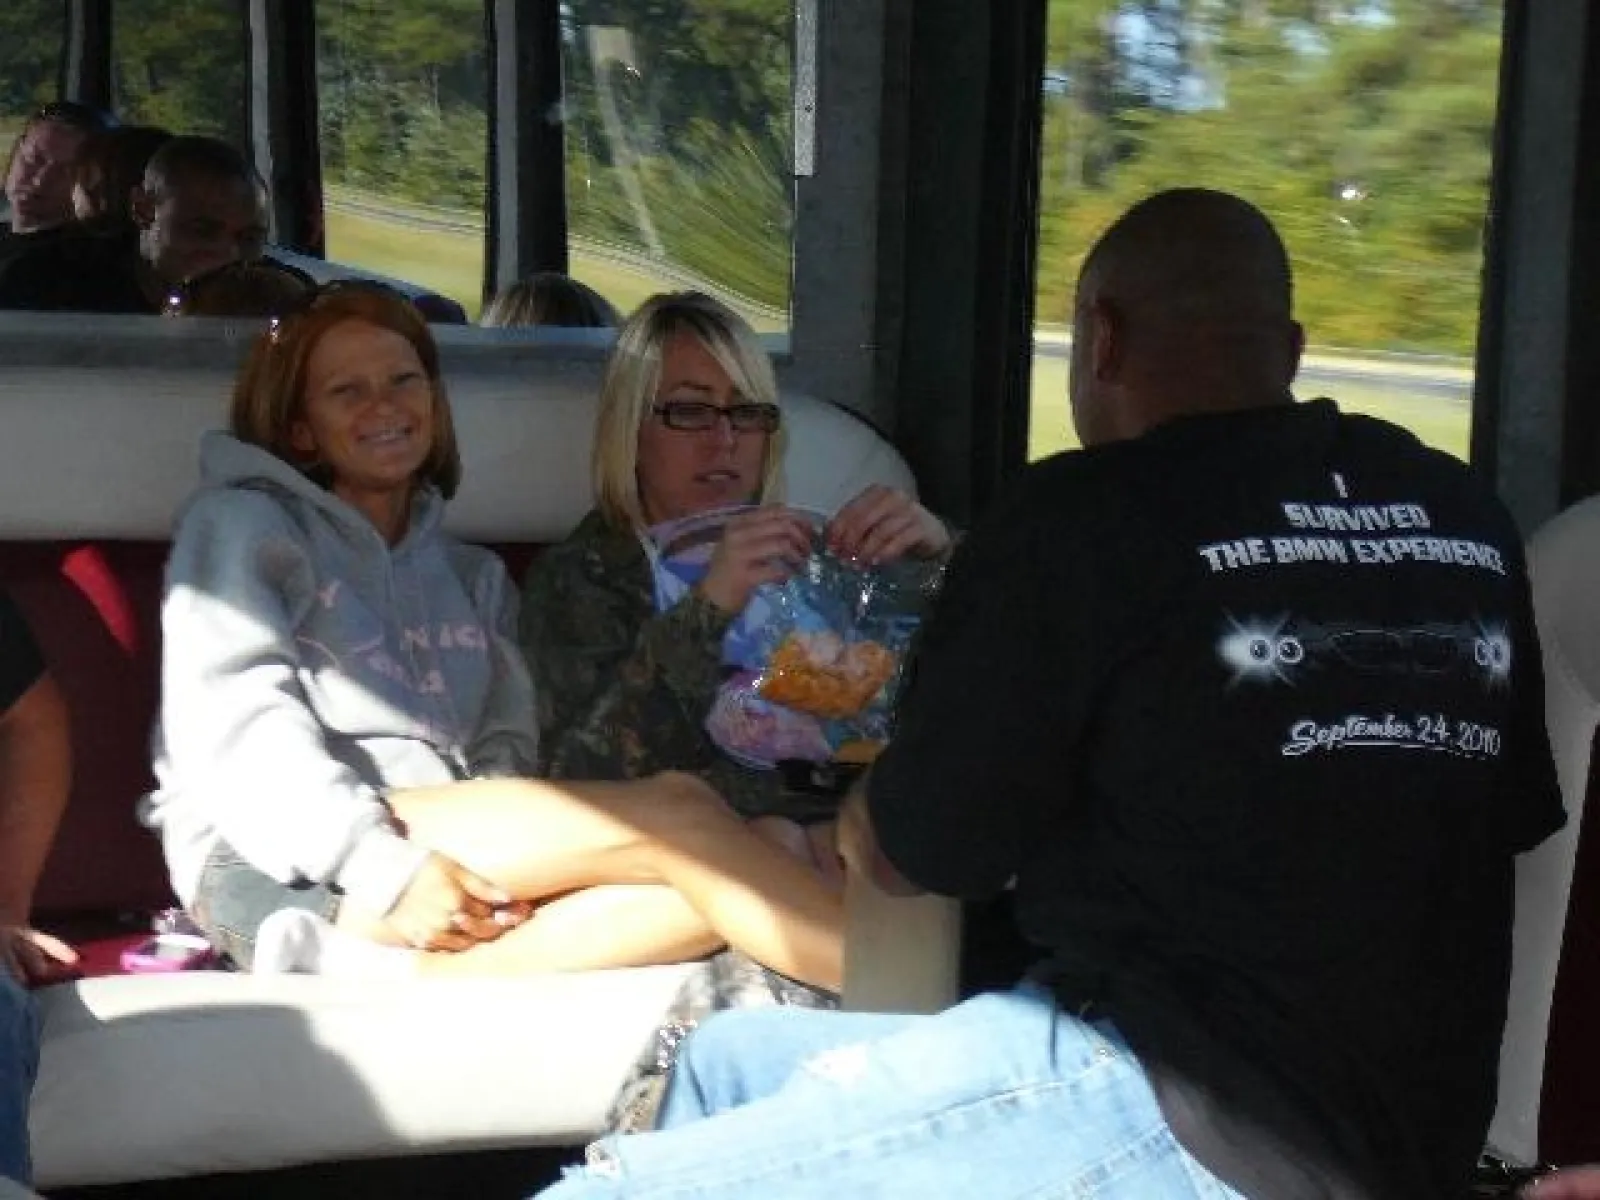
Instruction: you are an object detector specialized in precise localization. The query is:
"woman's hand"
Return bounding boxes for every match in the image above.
[385,852,526,952]
[699,506,815,615]
[827,485,949,565]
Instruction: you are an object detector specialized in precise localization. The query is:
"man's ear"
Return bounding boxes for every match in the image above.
[1287,319,1306,378]
[130,185,155,231]
[1090,298,1124,382]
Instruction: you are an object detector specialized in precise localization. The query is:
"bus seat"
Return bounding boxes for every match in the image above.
[1490,496,1600,1165]
[0,358,921,1188]
[7,542,170,920]
[265,247,470,324]
[29,967,697,1188]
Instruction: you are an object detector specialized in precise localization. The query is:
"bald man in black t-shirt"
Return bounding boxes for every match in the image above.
[534,190,1564,1200]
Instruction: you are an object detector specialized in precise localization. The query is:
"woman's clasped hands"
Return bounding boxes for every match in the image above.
[696,486,949,616]
[383,852,533,952]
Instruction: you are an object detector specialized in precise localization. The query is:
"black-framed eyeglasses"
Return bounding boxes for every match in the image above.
[652,400,781,434]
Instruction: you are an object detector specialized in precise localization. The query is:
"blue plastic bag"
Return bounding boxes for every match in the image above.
[646,506,936,768]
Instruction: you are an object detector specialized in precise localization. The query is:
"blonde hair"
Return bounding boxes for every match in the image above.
[481,272,619,329]
[230,286,463,498]
[592,291,785,529]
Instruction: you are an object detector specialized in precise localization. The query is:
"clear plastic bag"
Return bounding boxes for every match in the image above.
[646,506,937,769]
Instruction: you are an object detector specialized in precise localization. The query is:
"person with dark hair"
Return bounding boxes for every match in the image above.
[0,100,108,269]
[69,124,174,234]
[0,134,268,314]
[533,189,1564,1200]
[482,272,620,329]
[0,592,74,1185]
[162,258,315,320]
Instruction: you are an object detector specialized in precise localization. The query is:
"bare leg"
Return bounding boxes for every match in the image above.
[376,773,841,990]
[417,884,722,977]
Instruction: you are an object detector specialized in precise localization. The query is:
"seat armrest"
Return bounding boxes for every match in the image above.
[839,861,962,1014]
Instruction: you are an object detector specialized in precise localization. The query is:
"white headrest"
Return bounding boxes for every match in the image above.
[0,367,913,542]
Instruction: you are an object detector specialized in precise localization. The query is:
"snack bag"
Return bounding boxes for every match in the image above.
[644,505,790,671]
[646,507,823,769]
[705,670,833,766]
[645,506,936,769]
[748,545,932,756]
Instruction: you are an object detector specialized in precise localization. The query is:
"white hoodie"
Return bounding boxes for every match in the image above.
[142,432,539,916]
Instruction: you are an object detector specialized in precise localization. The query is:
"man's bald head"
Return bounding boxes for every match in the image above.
[132,136,268,289]
[1069,189,1303,446]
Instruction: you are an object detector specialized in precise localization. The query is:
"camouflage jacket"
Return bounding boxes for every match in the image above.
[518,509,839,822]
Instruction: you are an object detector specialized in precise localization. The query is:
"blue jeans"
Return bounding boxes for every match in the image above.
[188,840,340,970]
[537,984,1242,1199]
[0,972,37,1184]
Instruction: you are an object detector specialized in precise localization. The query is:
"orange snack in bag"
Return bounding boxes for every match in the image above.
[758,632,897,719]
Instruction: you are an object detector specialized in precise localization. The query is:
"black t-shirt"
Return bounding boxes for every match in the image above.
[0,591,45,712]
[0,223,72,274]
[0,228,155,314]
[870,399,1564,1198]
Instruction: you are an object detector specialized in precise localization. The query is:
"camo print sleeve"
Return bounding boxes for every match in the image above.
[520,512,843,823]
[518,512,736,780]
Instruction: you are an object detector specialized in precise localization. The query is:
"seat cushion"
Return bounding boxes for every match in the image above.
[6,542,171,917]
[1492,497,1600,1162]
[31,965,697,1188]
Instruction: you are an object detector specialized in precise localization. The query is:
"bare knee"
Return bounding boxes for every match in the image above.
[642,771,742,837]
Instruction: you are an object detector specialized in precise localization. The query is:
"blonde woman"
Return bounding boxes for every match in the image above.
[519,291,949,876]
[481,271,619,329]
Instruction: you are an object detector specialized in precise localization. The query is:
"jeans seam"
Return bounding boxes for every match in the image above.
[603,1068,1127,1193]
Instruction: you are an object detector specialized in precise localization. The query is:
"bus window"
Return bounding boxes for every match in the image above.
[1030,2,1500,464]
[0,0,67,191]
[111,0,249,147]
[315,0,488,317]
[561,1,794,333]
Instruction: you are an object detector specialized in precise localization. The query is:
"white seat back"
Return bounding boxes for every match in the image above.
[1489,496,1600,1162]
[0,362,913,542]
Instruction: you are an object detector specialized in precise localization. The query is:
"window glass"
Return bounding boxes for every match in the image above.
[0,0,67,222]
[112,0,250,146]
[1030,1,1498,462]
[561,1,795,332]
[316,0,488,316]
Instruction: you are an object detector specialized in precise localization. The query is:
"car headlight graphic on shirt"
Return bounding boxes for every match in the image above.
[1217,614,1511,688]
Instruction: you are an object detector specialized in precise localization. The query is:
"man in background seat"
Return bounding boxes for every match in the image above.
[535,189,1564,1199]
[0,102,107,272]
[0,590,72,1184]
[0,135,267,315]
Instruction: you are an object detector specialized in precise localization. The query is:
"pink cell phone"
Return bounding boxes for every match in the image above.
[120,932,215,974]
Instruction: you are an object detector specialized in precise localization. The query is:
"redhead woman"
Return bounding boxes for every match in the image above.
[519,291,950,879]
[140,286,840,988]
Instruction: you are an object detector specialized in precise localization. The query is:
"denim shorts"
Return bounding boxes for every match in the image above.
[187,840,342,970]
